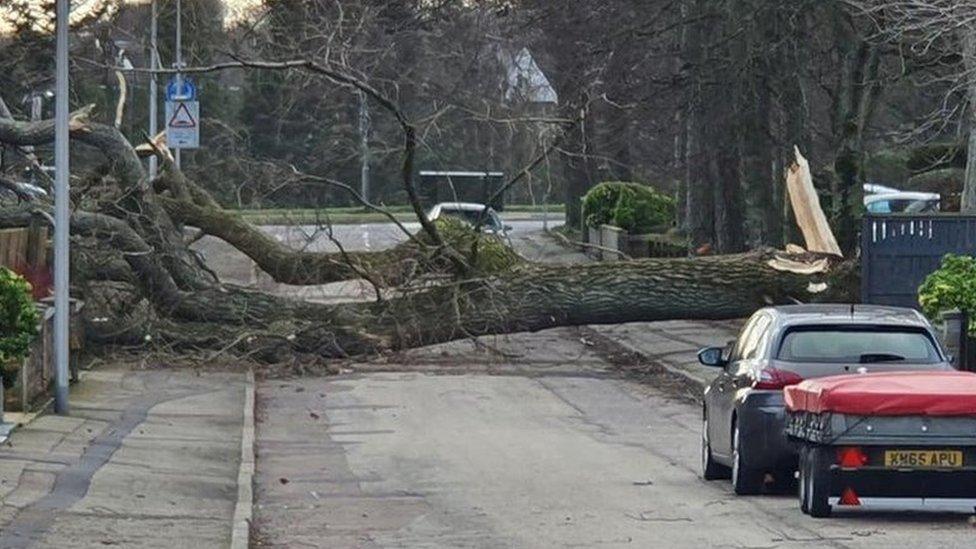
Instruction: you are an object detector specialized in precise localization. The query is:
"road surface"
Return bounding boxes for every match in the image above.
[253,329,976,548]
[256,218,564,253]
[192,217,579,303]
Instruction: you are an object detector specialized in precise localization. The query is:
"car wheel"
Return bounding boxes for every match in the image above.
[731,421,763,495]
[701,414,731,480]
[798,446,810,514]
[807,445,832,518]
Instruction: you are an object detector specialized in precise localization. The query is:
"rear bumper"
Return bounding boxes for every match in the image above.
[833,468,976,498]
[738,393,795,470]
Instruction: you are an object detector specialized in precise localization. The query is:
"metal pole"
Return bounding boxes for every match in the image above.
[174,0,182,170]
[148,0,158,180]
[54,0,70,415]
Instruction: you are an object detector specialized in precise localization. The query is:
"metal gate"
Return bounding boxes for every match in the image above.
[860,215,976,308]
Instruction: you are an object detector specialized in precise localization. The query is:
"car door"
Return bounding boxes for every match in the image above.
[706,314,759,458]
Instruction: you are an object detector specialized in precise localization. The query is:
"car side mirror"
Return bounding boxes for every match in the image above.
[698,346,727,367]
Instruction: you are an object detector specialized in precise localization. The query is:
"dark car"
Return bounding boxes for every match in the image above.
[699,304,952,495]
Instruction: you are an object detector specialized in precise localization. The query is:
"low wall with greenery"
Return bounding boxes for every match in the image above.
[581,181,675,235]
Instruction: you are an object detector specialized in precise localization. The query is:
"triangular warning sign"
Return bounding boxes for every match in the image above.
[168,102,196,128]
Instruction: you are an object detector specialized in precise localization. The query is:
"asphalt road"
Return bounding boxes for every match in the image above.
[256,218,562,253]
[254,330,976,549]
[191,217,580,303]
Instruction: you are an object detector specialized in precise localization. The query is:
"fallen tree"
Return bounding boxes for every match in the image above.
[0,95,857,363]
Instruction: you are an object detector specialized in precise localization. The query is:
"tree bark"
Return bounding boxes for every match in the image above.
[962,32,976,213]
[288,251,854,357]
[0,109,213,290]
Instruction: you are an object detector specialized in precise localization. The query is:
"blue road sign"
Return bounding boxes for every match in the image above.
[165,76,197,101]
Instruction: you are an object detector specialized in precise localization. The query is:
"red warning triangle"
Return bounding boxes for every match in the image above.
[839,487,861,506]
[168,102,196,128]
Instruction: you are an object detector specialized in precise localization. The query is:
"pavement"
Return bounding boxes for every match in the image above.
[590,319,742,386]
[0,366,253,548]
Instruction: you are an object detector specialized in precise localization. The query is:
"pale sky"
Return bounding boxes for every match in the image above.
[0,0,263,34]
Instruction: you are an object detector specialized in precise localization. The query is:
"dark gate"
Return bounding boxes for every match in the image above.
[860,215,976,308]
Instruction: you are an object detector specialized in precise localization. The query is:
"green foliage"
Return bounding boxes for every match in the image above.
[0,268,39,387]
[581,181,675,234]
[919,254,976,334]
[434,217,522,274]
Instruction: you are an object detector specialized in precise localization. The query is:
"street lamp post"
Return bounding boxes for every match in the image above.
[149,0,158,180]
[53,0,71,414]
[174,0,183,170]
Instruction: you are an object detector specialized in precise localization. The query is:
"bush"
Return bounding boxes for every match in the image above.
[0,268,39,388]
[918,254,976,334]
[581,181,675,234]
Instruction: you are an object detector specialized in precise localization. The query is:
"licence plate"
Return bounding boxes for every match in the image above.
[884,450,964,468]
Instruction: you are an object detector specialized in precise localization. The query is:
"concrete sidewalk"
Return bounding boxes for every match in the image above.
[0,366,251,549]
[591,320,742,387]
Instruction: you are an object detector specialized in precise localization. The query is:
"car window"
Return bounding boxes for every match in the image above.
[489,211,503,230]
[442,209,479,225]
[441,207,497,228]
[905,199,939,213]
[730,314,761,362]
[777,327,941,363]
[747,317,773,360]
[740,314,770,360]
[866,200,891,213]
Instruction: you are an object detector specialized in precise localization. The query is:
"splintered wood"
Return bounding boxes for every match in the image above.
[786,146,843,257]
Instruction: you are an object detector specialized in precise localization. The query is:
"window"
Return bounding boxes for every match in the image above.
[738,315,770,360]
[777,327,941,364]
[732,313,768,361]
[866,200,891,214]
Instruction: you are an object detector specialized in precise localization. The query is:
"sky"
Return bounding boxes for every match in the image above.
[0,0,263,34]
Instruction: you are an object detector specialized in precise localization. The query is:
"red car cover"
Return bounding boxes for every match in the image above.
[784,371,976,416]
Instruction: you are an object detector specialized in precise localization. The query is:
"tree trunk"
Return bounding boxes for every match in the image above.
[563,111,596,230]
[266,251,856,357]
[962,32,976,213]
[964,130,976,212]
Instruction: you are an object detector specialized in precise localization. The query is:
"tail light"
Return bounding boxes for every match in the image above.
[753,367,804,390]
[837,446,869,468]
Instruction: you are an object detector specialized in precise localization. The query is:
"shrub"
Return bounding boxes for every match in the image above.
[918,254,976,334]
[581,181,675,234]
[0,267,39,388]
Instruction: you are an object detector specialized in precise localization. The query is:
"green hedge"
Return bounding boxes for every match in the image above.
[0,268,39,389]
[918,254,976,334]
[581,181,675,234]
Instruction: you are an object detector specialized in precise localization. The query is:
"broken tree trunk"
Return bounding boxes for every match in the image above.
[785,147,843,257]
[110,246,852,358]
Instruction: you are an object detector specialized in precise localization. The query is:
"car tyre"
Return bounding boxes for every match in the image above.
[797,446,810,514]
[701,414,731,480]
[807,445,832,518]
[731,421,763,495]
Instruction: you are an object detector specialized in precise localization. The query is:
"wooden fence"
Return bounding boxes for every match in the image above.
[0,222,57,412]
